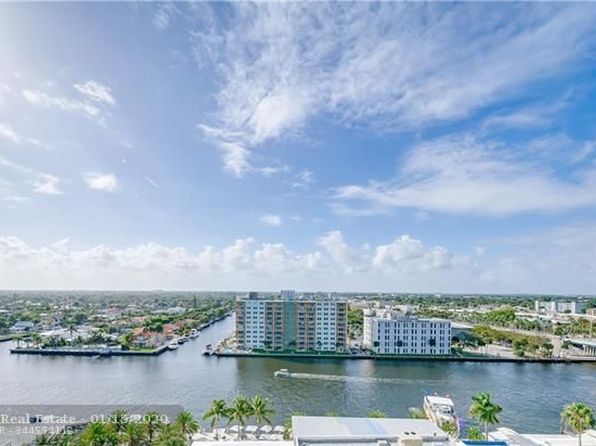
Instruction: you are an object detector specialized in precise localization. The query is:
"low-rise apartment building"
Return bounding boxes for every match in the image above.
[535,300,587,314]
[236,291,348,352]
[362,310,451,355]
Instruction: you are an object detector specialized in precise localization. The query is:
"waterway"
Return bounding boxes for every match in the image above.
[1,315,594,433]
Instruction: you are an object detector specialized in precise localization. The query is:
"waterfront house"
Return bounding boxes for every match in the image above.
[131,327,163,348]
[9,321,35,332]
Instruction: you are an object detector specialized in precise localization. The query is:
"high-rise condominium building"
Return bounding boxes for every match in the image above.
[362,310,451,355]
[236,291,348,352]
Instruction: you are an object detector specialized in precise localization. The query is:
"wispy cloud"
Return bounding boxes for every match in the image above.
[260,214,282,227]
[23,89,101,120]
[74,81,115,105]
[194,3,596,175]
[33,174,61,195]
[144,176,159,189]
[83,173,119,192]
[0,122,43,147]
[22,80,115,124]
[153,3,178,30]
[332,135,596,217]
[291,169,315,190]
[0,155,62,196]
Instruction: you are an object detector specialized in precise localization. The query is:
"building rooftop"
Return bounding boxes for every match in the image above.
[490,428,596,446]
[292,416,449,445]
[425,397,454,406]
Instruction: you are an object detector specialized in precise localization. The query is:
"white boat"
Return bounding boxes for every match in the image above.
[423,395,457,427]
[202,344,213,356]
[190,329,199,338]
[168,342,179,350]
[274,368,290,377]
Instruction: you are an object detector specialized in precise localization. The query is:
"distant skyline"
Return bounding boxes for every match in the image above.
[1,2,596,293]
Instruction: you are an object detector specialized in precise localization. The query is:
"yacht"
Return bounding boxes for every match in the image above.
[168,341,179,350]
[423,395,457,427]
[274,368,291,377]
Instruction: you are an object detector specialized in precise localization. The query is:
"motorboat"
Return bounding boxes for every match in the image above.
[274,368,290,377]
[168,342,179,350]
[423,395,457,427]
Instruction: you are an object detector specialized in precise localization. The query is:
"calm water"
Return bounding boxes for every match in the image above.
[1,316,594,433]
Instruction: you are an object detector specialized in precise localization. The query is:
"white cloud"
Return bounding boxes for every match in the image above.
[291,169,315,190]
[23,89,101,120]
[74,81,115,105]
[217,141,253,177]
[22,80,115,124]
[4,227,596,293]
[153,3,178,30]
[84,173,119,192]
[0,231,472,291]
[194,3,596,175]
[318,230,365,273]
[373,235,461,272]
[0,122,42,146]
[0,155,62,196]
[33,174,61,195]
[333,135,596,216]
[260,214,282,227]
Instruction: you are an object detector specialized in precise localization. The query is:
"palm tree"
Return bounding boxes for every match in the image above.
[203,400,227,439]
[282,411,304,441]
[80,421,113,446]
[33,433,55,445]
[68,325,77,344]
[144,411,164,444]
[155,424,186,446]
[55,431,80,446]
[251,395,274,425]
[110,409,129,435]
[226,397,253,439]
[468,393,502,440]
[561,402,595,446]
[176,410,200,440]
[367,410,387,418]
[121,422,146,446]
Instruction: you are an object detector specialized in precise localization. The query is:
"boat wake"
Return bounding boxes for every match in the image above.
[274,370,440,384]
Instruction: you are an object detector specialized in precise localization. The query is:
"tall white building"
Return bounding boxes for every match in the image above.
[236,291,347,352]
[363,310,451,355]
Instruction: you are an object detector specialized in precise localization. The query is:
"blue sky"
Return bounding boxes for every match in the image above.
[1,2,596,293]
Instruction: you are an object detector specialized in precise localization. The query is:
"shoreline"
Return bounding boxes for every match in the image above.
[8,313,232,357]
[214,350,596,363]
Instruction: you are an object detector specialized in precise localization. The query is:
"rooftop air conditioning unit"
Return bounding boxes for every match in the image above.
[399,436,423,446]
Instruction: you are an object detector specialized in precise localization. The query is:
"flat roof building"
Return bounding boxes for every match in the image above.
[236,292,348,352]
[292,416,449,446]
[363,310,451,355]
